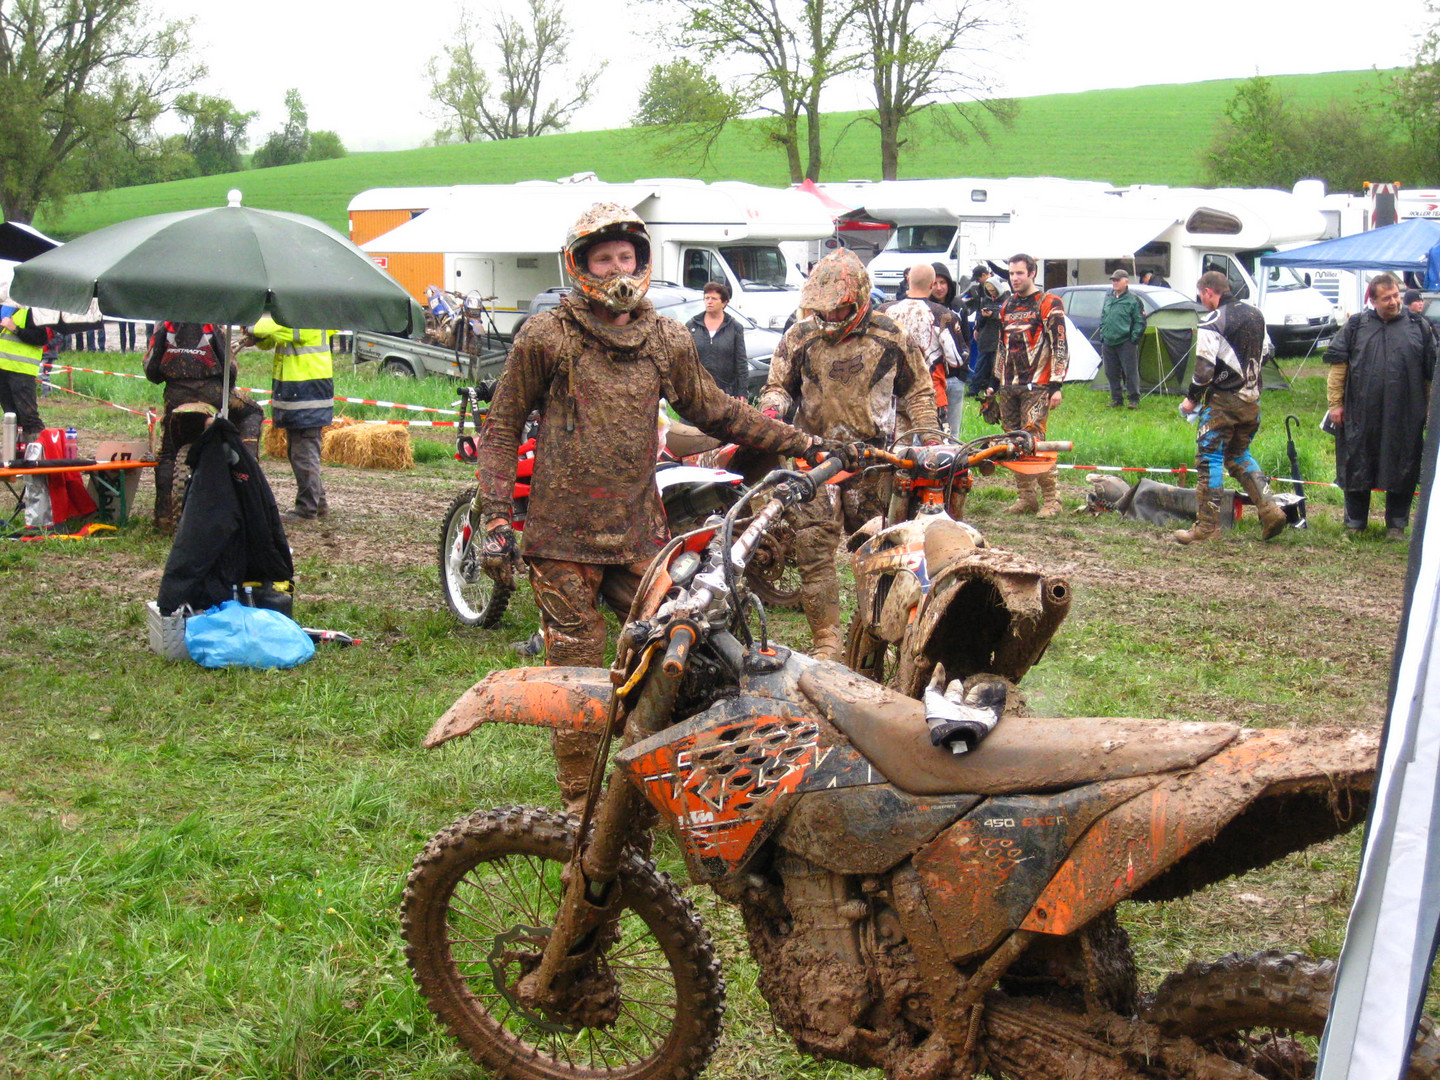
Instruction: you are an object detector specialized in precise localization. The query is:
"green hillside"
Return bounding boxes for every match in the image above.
[35,69,1393,238]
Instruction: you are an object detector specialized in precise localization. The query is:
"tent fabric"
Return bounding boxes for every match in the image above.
[1316,376,1440,1080]
[1260,218,1440,281]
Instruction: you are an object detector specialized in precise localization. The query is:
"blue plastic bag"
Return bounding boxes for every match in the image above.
[184,599,316,669]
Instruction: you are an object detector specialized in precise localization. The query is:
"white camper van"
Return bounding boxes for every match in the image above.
[356,178,833,335]
[822,178,1338,355]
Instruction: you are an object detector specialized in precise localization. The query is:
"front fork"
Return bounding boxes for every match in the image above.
[516,637,685,1010]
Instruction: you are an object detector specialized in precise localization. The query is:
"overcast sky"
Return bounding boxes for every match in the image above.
[155,0,1430,154]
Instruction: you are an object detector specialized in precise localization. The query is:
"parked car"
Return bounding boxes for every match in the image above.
[525,283,781,399]
[1053,283,1276,362]
[1050,284,1204,345]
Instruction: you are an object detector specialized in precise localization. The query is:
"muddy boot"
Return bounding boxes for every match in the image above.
[1173,481,1220,545]
[552,728,603,817]
[808,600,844,662]
[1035,469,1062,519]
[1003,473,1039,516]
[1234,466,1286,541]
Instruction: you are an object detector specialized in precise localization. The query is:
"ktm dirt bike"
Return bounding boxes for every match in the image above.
[438,390,792,626]
[845,430,1073,695]
[404,452,1434,1080]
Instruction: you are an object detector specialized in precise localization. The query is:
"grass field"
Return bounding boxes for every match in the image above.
[0,345,1428,1078]
[33,69,1396,239]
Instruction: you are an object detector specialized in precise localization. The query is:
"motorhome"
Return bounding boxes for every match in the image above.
[1293,179,1440,320]
[353,177,834,334]
[824,178,1338,355]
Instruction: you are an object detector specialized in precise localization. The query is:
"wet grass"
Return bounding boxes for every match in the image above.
[0,365,1428,1077]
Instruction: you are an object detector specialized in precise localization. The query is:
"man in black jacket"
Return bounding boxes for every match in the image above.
[1326,273,1436,539]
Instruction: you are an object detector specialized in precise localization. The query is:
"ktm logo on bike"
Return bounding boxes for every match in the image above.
[828,355,865,383]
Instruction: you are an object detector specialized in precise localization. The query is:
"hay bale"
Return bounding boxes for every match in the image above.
[325,422,414,471]
[263,416,413,471]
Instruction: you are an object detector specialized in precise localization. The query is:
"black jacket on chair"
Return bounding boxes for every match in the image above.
[157,417,294,614]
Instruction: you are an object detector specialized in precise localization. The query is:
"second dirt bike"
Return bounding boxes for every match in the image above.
[845,430,1072,695]
[405,452,1427,1080]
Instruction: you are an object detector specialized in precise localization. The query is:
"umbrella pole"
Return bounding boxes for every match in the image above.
[221,323,231,420]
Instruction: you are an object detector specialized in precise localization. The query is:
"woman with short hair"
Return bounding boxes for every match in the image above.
[686,280,749,398]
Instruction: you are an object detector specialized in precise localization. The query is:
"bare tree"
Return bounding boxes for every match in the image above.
[857,0,1016,180]
[427,0,602,143]
[0,0,199,222]
[652,0,865,183]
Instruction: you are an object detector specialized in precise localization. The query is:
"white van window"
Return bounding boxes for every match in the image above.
[1202,253,1250,299]
[1186,208,1243,235]
[683,248,727,292]
[718,245,790,289]
[885,225,958,254]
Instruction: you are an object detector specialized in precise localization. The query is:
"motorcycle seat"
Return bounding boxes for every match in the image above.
[798,664,1240,796]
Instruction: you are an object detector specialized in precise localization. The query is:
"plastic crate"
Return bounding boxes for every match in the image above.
[146,601,191,661]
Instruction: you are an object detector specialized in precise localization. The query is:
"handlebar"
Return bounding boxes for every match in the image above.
[1033,441,1072,453]
[662,623,696,678]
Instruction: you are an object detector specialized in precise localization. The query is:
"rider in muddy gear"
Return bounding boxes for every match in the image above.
[1175,271,1287,545]
[758,248,939,662]
[989,254,1068,518]
[473,202,818,809]
[143,322,263,533]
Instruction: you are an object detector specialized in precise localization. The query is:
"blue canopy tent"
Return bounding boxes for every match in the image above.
[1260,217,1440,286]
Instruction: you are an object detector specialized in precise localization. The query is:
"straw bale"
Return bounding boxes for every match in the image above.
[263,416,413,471]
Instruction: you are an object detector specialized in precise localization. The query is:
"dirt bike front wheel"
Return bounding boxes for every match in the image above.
[402,805,726,1080]
[743,517,801,609]
[438,486,512,628]
[1142,949,1440,1079]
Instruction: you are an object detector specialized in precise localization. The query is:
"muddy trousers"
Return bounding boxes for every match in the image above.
[1344,490,1415,531]
[284,426,327,516]
[154,392,262,528]
[1193,394,1284,541]
[790,473,885,660]
[996,385,1056,514]
[526,556,650,810]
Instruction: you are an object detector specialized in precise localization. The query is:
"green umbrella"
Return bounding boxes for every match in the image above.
[10,191,424,335]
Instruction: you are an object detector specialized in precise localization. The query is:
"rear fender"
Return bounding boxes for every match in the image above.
[1018,726,1378,936]
[423,666,612,748]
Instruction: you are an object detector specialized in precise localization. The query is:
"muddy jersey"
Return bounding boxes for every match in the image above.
[757,311,938,442]
[995,290,1069,387]
[476,293,811,564]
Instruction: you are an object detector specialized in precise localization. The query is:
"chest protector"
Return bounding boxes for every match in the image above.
[158,324,221,381]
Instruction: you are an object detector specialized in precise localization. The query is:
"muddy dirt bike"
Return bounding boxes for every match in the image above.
[438,388,797,626]
[404,451,1431,1080]
[845,430,1073,695]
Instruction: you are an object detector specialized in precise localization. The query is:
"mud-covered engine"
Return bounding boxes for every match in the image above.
[721,850,928,1072]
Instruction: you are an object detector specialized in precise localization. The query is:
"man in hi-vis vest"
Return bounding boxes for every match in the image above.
[0,300,50,451]
[245,317,335,521]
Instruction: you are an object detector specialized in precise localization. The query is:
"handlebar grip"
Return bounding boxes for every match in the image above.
[1033,441,1072,453]
[662,624,697,678]
[807,453,850,484]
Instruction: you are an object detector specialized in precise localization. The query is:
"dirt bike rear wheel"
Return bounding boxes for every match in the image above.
[1143,949,1440,1079]
[438,486,512,628]
[402,805,725,1080]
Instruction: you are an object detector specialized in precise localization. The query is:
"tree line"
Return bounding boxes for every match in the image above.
[0,0,346,223]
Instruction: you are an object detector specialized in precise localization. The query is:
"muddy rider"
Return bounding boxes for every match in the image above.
[472,202,835,810]
[758,248,938,661]
[984,253,1068,518]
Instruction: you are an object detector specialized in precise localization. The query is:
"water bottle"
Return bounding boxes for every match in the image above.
[2,412,15,465]
[64,426,78,458]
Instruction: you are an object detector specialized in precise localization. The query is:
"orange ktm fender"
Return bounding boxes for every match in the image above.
[998,451,1058,476]
[423,666,612,748]
[1018,725,1379,937]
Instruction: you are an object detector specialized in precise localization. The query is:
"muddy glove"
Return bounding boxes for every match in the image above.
[978,389,1001,427]
[923,664,1006,755]
[802,439,864,471]
[478,518,516,587]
